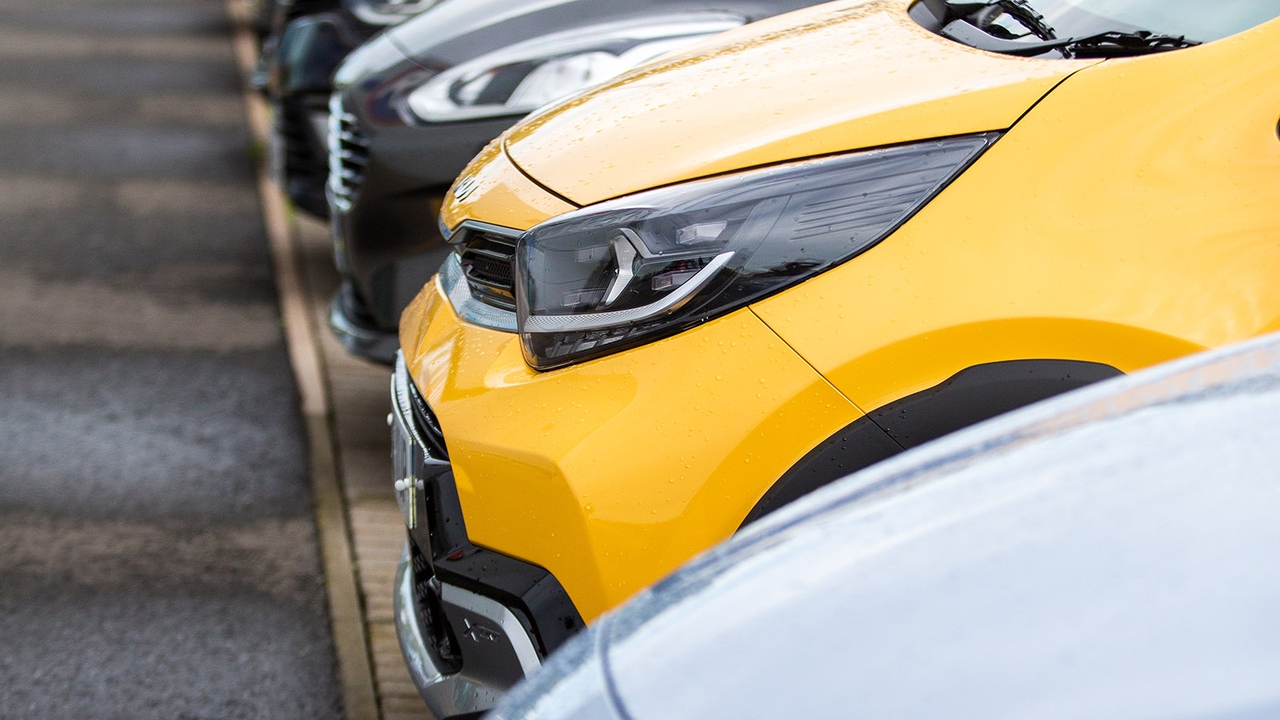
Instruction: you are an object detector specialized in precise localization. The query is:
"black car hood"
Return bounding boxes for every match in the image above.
[331,0,818,102]
[385,0,821,71]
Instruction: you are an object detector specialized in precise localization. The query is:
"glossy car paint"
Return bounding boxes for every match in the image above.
[400,279,859,622]
[500,0,1092,204]
[490,331,1280,720]
[408,0,1280,621]
[753,14,1280,409]
[437,142,575,234]
[328,0,827,362]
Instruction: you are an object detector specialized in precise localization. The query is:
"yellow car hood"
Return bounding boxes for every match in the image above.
[502,0,1097,206]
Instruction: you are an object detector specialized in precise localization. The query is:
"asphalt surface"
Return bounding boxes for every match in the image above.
[0,0,344,717]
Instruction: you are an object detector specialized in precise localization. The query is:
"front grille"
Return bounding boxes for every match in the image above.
[409,539,464,673]
[407,373,448,460]
[457,231,518,311]
[280,99,320,177]
[326,94,369,212]
[278,96,330,217]
[393,354,585,658]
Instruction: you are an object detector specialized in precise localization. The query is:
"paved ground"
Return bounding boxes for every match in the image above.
[291,214,431,720]
[0,0,344,717]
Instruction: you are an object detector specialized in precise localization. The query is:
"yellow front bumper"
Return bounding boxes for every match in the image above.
[400,279,858,621]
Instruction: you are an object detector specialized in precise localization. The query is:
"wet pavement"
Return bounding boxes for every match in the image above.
[0,0,343,717]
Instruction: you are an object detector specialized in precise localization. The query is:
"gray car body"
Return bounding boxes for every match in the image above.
[490,331,1280,719]
[326,0,828,363]
[261,0,438,217]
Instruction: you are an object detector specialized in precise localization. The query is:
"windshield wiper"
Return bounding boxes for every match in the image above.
[1059,30,1200,58]
[940,0,1058,40]
[934,0,1200,58]
[941,20,1200,58]
[987,0,1057,40]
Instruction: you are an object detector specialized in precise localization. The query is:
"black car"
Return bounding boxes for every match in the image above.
[265,0,437,217]
[326,0,826,364]
[489,330,1280,719]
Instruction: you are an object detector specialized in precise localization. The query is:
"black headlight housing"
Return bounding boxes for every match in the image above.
[514,133,1000,370]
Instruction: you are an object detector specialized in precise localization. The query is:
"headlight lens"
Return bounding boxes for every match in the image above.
[514,134,1000,370]
[404,14,744,123]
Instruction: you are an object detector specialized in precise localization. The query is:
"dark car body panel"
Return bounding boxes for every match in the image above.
[271,7,377,216]
[387,0,819,76]
[264,0,438,217]
[490,331,1280,720]
[329,0,828,363]
[741,358,1124,525]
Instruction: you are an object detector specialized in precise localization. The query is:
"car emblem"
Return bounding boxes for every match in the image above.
[453,175,478,202]
[463,617,499,643]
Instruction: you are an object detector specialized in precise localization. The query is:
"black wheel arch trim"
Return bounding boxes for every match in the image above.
[741,359,1123,527]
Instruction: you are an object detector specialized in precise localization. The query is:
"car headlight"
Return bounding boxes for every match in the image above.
[404,14,744,124]
[513,134,1001,370]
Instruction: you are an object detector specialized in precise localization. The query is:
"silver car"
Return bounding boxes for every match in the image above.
[492,331,1280,720]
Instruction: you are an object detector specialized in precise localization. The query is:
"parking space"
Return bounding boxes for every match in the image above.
[226,6,436,715]
[290,214,432,720]
[8,0,1277,718]
[0,0,343,717]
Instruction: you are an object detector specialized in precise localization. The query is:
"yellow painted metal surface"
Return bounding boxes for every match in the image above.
[400,284,859,621]
[753,19,1280,409]
[502,0,1096,205]
[439,139,575,234]
[415,6,1280,622]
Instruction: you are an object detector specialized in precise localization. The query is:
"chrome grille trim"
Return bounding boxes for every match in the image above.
[449,221,523,313]
[438,254,517,332]
[326,93,369,213]
[459,243,516,310]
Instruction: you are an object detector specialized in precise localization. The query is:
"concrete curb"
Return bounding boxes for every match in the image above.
[224,5,382,720]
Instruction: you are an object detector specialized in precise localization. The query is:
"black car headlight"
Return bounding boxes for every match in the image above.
[403,14,743,124]
[514,133,1000,370]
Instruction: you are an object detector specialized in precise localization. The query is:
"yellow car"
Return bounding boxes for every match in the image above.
[390,1,1280,714]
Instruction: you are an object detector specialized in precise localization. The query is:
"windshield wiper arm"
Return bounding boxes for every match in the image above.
[941,21,1200,58]
[940,0,1058,40]
[988,0,1056,40]
[1060,30,1200,58]
[940,18,1054,54]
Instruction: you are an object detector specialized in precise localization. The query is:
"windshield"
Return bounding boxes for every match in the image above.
[1024,0,1280,43]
